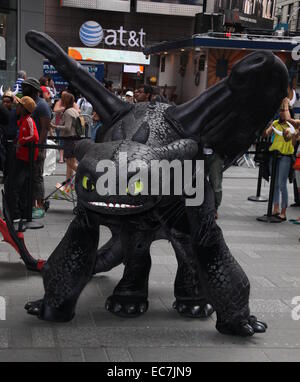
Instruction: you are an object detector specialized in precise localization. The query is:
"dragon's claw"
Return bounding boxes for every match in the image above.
[216,315,268,336]
[105,295,149,318]
[173,300,214,319]
[25,299,43,317]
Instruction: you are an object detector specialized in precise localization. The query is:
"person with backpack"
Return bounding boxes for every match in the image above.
[51,92,79,191]
[77,96,93,138]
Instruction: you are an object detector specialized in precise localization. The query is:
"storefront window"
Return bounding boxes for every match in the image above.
[0,0,17,89]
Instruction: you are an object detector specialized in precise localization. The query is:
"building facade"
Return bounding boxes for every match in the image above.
[0,0,18,88]
[275,0,300,32]
[0,0,46,89]
[44,0,201,90]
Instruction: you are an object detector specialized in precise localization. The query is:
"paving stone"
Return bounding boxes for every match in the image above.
[250,299,291,313]
[32,328,55,348]
[0,349,59,362]
[94,327,192,347]
[263,349,300,362]
[9,328,32,348]
[82,348,109,362]
[58,348,84,362]
[106,347,133,362]
[0,329,9,348]
[129,347,270,362]
[55,327,101,348]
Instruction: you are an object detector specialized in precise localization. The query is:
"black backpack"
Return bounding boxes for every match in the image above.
[74,116,85,137]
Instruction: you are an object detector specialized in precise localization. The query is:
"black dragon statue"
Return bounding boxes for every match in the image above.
[20,31,287,336]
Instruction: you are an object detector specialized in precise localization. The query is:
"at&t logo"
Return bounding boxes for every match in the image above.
[80,21,146,48]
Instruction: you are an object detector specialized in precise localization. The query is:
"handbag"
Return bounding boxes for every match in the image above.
[293,156,300,171]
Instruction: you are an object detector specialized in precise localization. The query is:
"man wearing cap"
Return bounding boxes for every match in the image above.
[125,90,134,104]
[11,96,39,221]
[22,77,52,219]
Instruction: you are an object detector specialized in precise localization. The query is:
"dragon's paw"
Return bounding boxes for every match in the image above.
[105,295,149,318]
[25,299,44,316]
[216,315,267,336]
[25,299,75,322]
[173,300,214,318]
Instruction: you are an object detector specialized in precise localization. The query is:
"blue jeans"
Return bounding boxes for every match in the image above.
[269,155,291,209]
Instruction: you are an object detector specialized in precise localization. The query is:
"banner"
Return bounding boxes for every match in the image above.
[43,60,105,93]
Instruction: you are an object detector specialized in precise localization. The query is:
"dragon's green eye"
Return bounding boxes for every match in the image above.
[134,180,144,194]
[127,180,144,195]
[82,176,95,192]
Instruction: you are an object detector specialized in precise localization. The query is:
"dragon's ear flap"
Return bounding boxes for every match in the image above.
[153,139,198,161]
[74,140,95,161]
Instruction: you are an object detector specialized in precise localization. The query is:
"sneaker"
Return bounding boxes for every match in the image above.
[32,208,45,219]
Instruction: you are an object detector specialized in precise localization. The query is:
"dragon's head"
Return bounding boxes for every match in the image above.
[75,139,198,215]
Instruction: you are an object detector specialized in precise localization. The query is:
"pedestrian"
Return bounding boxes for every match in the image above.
[1,89,18,140]
[22,77,52,219]
[40,86,52,107]
[90,112,102,142]
[77,95,93,137]
[135,85,153,103]
[125,90,134,104]
[264,100,298,222]
[104,80,113,93]
[11,96,39,222]
[0,105,10,175]
[51,92,79,191]
[283,113,300,224]
[46,76,57,105]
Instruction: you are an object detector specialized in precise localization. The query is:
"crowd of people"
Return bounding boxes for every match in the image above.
[0,72,179,223]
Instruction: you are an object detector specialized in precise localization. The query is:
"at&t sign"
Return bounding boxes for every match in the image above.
[80,21,146,49]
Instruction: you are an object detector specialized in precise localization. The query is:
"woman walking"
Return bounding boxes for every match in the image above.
[51,92,79,191]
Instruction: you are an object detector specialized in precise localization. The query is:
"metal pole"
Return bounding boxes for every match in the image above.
[248,162,268,202]
[257,150,281,223]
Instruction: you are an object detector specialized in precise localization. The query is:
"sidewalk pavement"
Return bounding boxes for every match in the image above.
[0,164,300,362]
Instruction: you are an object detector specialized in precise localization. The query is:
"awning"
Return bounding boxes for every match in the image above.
[69,47,150,65]
[144,33,300,55]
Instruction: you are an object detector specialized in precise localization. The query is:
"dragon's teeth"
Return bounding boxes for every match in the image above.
[89,202,142,209]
